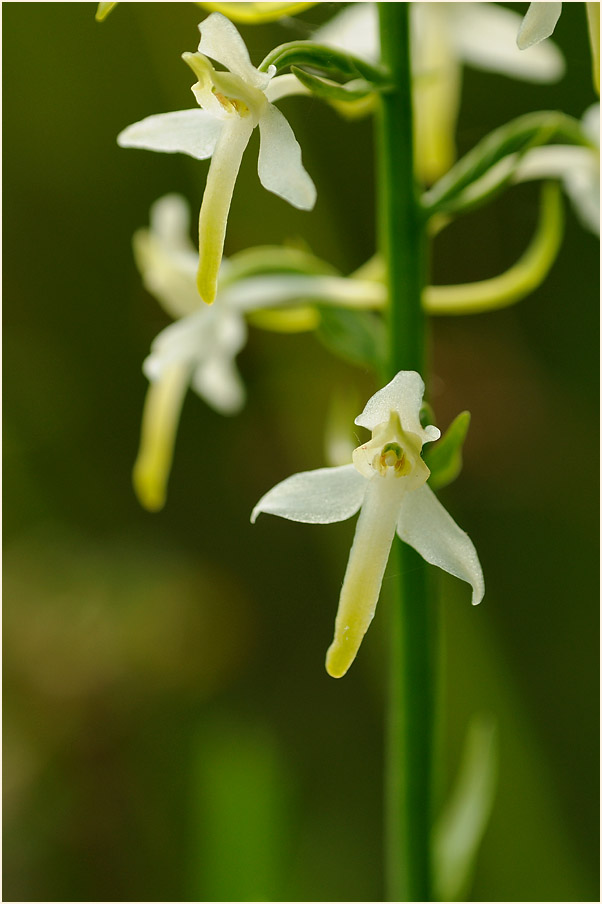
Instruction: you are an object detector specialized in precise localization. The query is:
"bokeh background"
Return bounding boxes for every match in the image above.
[3,3,599,901]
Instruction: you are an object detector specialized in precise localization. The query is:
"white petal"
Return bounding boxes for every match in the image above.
[143,304,239,377]
[312,3,378,62]
[117,109,223,160]
[355,371,440,444]
[133,195,200,320]
[325,473,405,678]
[516,2,562,50]
[582,103,600,146]
[257,103,316,210]
[149,194,196,254]
[192,356,246,414]
[451,2,564,82]
[397,484,484,605]
[198,12,269,90]
[251,464,366,524]
[265,73,311,104]
[197,116,254,304]
[513,144,594,181]
[133,227,200,320]
[513,145,600,236]
[564,164,600,236]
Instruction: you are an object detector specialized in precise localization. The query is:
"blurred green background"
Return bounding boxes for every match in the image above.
[3,3,599,901]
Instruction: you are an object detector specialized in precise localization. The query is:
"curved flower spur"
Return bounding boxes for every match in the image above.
[118,12,316,305]
[252,372,484,678]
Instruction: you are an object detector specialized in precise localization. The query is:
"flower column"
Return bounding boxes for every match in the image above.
[377,4,433,901]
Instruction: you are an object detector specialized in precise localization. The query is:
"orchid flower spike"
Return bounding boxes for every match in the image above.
[252,372,484,678]
[118,13,316,305]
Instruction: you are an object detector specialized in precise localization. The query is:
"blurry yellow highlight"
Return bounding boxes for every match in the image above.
[95,2,118,21]
[246,306,320,332]
[197,2,315,23]
[96,2,315,23]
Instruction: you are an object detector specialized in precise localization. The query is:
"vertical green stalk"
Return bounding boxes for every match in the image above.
[376,4,433,901]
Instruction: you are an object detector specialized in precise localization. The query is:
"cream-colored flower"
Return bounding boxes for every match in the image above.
[118,13,315,305]
[252,372,484,677]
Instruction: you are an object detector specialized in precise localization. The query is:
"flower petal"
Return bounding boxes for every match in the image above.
[513,145,595,182]
[133,196,200,320]
[312,3,378,62]
[148,194,196,253]
[513,146,599,236]
[192,355,246,414]
[451,2,564,81]
[516,1,563,51]
[251,464,366,524]
[198,12,269,90]
[133,227,200,320]
[257,103,316,210]
[117,109,223,160]
[133,362,191,512]
[265,73,311,104]
[396,484,484,605]
[355,371,440,444]
[197,116,254,303]
[325,474,405,678]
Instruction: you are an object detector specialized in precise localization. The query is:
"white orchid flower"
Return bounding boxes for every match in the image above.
[133,194,383,511]
[118,12,316,305]
[513,104,600,235]
[252,372,484,678]
[313,2,564,183]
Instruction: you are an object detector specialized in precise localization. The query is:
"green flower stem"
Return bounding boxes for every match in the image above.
[377,4,433,901]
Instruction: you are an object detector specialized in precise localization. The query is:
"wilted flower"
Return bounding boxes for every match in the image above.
[252,371,484,677]
[118,13,315,305]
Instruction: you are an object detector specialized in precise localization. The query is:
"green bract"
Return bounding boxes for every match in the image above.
[424,411,471,491]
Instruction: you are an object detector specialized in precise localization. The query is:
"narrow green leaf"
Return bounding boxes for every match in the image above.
[316,306,385,371]
[424,411,471,490]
